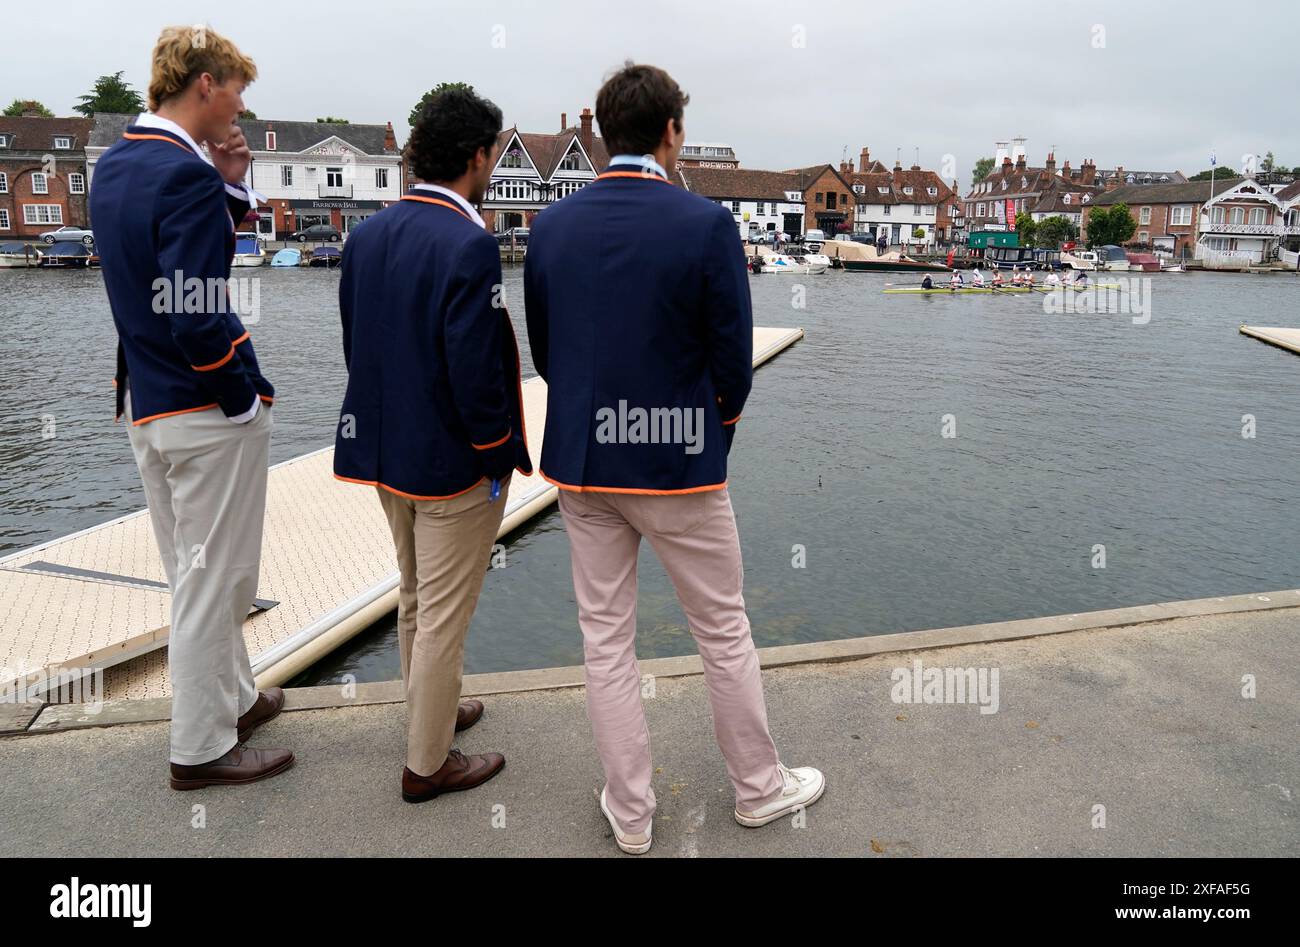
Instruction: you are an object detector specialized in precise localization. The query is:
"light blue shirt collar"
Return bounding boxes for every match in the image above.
[608,154,669,179]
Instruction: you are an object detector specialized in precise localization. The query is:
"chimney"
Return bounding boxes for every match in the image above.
[1081,159,1096,186]
[911,162,920,171]
[20,101,45,118]
[860,146,870,169]
[1045,151,1056,174]
[561,112,567,132]
[1105,164,1122,192]
[579,107,593,155]
[383,121,396,153]
[847,159,855,173]
[1015,153,1026,171]
[894,157,902,172]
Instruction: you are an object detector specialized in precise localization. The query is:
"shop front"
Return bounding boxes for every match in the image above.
[281,198,388,238]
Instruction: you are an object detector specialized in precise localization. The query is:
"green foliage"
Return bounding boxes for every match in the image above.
[1086,204,1137,248]
[316,116,349,124]
[408,82,474,129]
[912,227,926,240]
[1032,215,1078,249]
[239,109,258,120]
[1187,168,1241,182]
[971,157,995,185]
[1014,212,1035,247]
[4,99,53,117]
[74,71,145,117]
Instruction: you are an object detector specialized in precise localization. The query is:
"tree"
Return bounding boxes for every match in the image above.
[1261,151,1274,172]
[74,71,145,116]
[1033,215,1078,249]
[912,227,926,240]
[1014,212,1036,247]
[316,116,349,124]
[408,82,474,128]
[1187,168,1241,182]
[971,157,995,186]
[239,109,258,120]
[1086,204,1136,247]
[4,99,53,117]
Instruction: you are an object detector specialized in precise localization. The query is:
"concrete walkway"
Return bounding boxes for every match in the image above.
[1,599,1296,857]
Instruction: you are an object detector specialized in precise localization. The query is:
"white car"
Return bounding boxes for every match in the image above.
[41,226,95,246]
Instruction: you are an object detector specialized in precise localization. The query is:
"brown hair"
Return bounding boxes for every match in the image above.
[148,25,257,111]
[595,62,688,157]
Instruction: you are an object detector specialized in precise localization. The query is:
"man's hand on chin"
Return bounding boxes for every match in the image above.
[210,123,252,186]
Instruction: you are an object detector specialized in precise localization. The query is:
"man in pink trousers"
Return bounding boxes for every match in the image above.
[523,62,825,854]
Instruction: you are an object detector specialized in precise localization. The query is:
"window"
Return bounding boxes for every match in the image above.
[326,167,343,188]
[69,172,85,194]
[977,202,986,216]
[756,202,765,215]
[0,134,10,148]
[1249,207,1267,226]
[1171,205,1191,226]
[827,193,837,209]
[815,192,823,204]
[23,204,63,225]
[32,172,48,194]
[265,131,277,150]
[559,151,580,171]
[0,171,6,193]
[1139,206,1151,225]
[882,205,891,216]
[927,186,937,196]
[902,185,913,195]
[554,181,584,199]
[1000,180,1007,191]
[1138,231,1149,242]
[853,183,864,194]
[1212,207,1225,225]
[500,150,523,168]
[375,167,389,189]
[731,201,740,213]
[1230,207,1244,225]
[0,208,8,229]
[54,136,72,150]
[281,165,293,187]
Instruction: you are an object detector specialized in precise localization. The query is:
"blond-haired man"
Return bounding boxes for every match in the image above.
[90,26,292,788]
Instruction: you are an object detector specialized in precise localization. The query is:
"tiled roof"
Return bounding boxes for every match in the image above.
[88,113,397,154]
[680,166,803,201]
[1090,179,1241,206]
[1272,180,1300,202]
[501,125,609,180]
[1095,169,1187,185]
[783,163,854,194]
[0,115,94,151]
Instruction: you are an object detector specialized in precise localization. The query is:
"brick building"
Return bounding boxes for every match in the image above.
[677,166,806,238]
[784,163,856,235]
[0,112,93,239]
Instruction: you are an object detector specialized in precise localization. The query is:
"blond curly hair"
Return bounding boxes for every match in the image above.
[148,25,257,111]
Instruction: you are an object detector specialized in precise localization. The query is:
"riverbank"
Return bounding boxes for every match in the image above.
[3,591,1295,857]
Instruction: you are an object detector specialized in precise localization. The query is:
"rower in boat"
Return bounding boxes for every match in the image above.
[921,274,934,290]
[1073,269,1089,288]
[949,270,964,290]
[1021,267,1034,287]
[991,269,1005,288]
[971,267,986,288]
[1045,271,1061,287]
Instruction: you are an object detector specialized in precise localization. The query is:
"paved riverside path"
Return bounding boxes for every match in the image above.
[1,604,1296,857]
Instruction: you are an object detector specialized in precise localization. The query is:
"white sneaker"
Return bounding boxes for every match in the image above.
[599,787,652,855]
[734,763,826,827]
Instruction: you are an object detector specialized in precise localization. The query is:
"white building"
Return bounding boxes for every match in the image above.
[676,167,807,239]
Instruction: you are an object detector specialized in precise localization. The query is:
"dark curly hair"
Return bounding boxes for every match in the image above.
[406,87,503,182]
[595,62,689,157]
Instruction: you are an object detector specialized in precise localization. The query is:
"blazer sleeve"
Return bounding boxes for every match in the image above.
[523,223,549,381]
[702,206,754,444]
[156,161,257,418]
[338,242,354,371]
[444,232,516,476]
[224,184,252,231]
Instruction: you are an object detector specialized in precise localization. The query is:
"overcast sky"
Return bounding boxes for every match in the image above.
[9,0,1296,189]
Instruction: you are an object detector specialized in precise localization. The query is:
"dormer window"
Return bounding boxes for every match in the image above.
[501,149,523,169]
[265,131,277,150]
[53,136,72,150]
[559,151,580,171]
[1020,176,1027,188]
[0,134,10,148]
[927,186,937,195]
[853,184,864,194]
[877,186,888,194]
[1000,180,1007,190]
[902,185,913,195]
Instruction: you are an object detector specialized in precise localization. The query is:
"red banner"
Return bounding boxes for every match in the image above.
[1006,199,1017,231]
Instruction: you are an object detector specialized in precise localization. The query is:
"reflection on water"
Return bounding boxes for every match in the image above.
[2,265,1297,685]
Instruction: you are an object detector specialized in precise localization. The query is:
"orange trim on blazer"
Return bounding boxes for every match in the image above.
[334,473,487,502]
[400,194,474,222]
[191,332,250,372]
[472,429,512,450]
[594,171,672,183]
[540,470,727,496]
[131,403,220,426]
[122,132,195,154]
[722,413,742,425]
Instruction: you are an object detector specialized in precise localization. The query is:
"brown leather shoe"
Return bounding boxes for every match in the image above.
[237,687,285,743]
[401,749,504,803]
[455,698,484,732]
[169,743,295,791]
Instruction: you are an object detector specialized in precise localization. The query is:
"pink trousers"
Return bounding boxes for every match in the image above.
[558,487,783,834]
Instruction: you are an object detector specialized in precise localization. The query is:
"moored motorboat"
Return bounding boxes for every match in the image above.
[232,233,267,267]
[308,246,342,268]
[38,243,94,268]
[0,242,42,268]
[751,253,826,275]
[270,248,302,267]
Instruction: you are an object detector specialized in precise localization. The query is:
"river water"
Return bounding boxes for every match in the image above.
[1,265,1297,683]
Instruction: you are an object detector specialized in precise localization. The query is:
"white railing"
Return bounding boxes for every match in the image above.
[1279,248,1300,268]
[1195,247,1259,268]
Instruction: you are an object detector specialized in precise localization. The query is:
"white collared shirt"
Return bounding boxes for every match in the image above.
[410,183,487,228]
[134,112,267,212]
[608,154,669,179]
[135,113,261,424]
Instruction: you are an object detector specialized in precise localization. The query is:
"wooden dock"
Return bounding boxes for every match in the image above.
[0,327,804,702]
[1240,325,1300,356]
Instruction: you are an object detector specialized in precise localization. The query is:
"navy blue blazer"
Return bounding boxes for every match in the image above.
[333,192,532,500]
[90,125,273,424]
[523,170,753,494]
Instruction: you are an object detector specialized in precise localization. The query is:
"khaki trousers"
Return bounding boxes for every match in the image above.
[558,487,783,835]
[126,397,271,765]
[377,476,507,776]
